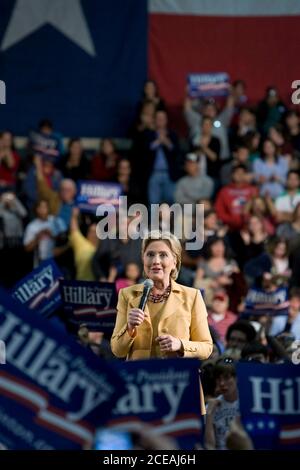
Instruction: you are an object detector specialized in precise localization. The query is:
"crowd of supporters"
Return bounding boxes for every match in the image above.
[1,79,300,449]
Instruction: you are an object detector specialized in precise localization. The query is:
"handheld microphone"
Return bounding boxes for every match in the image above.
[139,279,154,311]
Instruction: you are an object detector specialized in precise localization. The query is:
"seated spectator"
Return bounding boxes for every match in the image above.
[269,287,300,340]
[244,237,291,286]
[276,202,300,253]
[229,215,268,269]
[23,199,66,268]
[59,138,90,182]
[0,192,27,246]
[241,341,269,363]
[243,195,276,235]
[204,359,239,450]
[268,124,294,159]
[275,170,300,223]
[92,216,143,282]
[253,138,289,199]
[215,164,258,231]
[224,320,257,361]
[174,153,214,205]
[69,207,98,281]
[35,155,76,228]
[115,262,141,293]
[220,144,253,186]
[194,236,239,306]
[90,139,120,182]
[0,130,20,191]
[208,290,237,344]
[284,110,300,152]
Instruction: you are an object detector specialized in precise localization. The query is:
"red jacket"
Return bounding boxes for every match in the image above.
[215,183,258,230]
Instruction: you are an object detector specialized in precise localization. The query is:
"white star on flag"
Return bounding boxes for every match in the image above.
[1,0,96,56]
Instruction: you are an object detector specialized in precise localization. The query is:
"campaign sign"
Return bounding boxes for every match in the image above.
[242,286,289,318]
[107,358,203,450]
[11,259,63,318]
[76,181,122,214]
[187,72,230,98]
[237,362,300,450]
[60,280,117,334]
[29,130,63,161]
[0,289,124,449]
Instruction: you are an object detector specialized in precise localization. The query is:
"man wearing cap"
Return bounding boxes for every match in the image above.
[174,152,214,205]
[208,290,236,344]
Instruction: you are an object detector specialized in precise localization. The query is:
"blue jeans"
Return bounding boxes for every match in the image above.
[148,171,175,206]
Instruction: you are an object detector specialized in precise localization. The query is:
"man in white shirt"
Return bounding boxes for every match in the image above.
[275,170,300,223]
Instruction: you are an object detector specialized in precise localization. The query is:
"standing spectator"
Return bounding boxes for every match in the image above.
[60,138,90,182]
[284,110,300,152]
[220,145,253,186]
[193,117,221,180]
[23,199,66,268]
[147,110,181,205]
[90,139,120,182]
[184,94,235,159]
[35,156,76,228]
[0,131,20,191]
[256,86,286,135]
[69,207,98,281]
[140,79,165,111]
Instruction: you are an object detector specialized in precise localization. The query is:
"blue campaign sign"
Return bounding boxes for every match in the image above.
[60,280,117,334]
[29,130,63,161]
[107,358,203,450]
[11,259,63,318]
[242,286,289,318]
[237,362,300,450]
[0,288,124,449]
[187,72,230,98]
[76,181,122,214]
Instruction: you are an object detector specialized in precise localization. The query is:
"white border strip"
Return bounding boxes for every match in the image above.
[149,0,300,17]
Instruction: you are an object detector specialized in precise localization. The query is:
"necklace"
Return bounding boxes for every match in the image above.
[148,284,171,303]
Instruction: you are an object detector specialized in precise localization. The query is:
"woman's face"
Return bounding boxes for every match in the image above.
[144,81,156,99]
[248,216,263,234]
[143,240,176,283]
[252,197,266,214]
[263,140,276,156]
[211,240,225,257]
[274,242,287,258]
[70,140,82,157]
[102,139,114,155]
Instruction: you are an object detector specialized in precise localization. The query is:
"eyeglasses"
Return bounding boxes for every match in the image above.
[216,357,235,365]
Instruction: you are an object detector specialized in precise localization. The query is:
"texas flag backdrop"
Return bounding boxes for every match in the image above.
[0,0,300,136]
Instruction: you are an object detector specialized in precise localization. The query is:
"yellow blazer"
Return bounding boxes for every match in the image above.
[111,280,213,361]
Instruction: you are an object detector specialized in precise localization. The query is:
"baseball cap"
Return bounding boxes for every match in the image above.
[185,153,199,163]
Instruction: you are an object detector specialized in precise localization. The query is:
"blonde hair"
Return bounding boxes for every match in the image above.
[141,230,182,280]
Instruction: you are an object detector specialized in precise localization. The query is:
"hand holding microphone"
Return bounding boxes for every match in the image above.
[127,279,154,334]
